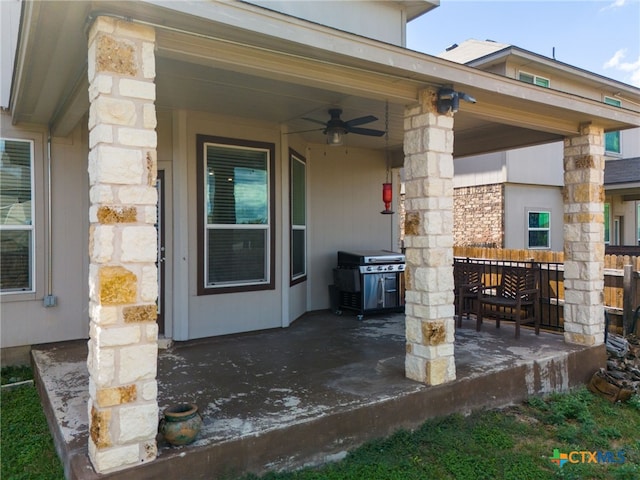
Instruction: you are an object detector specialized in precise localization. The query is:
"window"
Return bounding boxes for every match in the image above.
[528,211,550,249]
[0,139,34,293]
[290,149,306,284]
[637,203,640,245]
[518,71,550,88]
[196,135,275,294]
[604,97,621,155]
[604,203,610,245]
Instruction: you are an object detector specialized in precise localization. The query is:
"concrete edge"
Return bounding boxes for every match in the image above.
[56,344,605,480]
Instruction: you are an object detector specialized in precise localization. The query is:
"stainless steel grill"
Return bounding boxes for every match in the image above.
[333,250,405,320]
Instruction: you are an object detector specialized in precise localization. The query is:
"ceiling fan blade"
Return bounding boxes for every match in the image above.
[286,127,324,135]
[348,127,386,137]
[302,117,328,126]
[345,115,378,127]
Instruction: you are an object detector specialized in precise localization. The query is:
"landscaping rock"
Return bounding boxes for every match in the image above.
[591,333,640,402]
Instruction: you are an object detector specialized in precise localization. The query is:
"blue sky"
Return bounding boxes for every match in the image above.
[407,0,640,87]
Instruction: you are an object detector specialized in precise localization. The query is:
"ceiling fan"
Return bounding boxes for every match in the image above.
[300,108,386,146]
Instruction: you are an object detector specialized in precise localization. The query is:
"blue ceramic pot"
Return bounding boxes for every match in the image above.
[159,403,202,446]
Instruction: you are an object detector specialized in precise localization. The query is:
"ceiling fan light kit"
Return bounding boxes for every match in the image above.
[326,126,346,146]
[301,108,386,145]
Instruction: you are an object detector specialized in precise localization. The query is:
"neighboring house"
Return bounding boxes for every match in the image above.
[439,39,640,250]
[1,1,639,475]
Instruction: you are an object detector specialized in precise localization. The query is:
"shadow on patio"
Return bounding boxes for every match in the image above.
[32,310,605,480]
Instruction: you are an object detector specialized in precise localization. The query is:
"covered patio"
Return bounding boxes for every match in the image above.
[33,311,603,480]
[3,1,638,476]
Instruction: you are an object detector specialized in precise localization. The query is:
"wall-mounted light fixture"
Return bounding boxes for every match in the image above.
[437,88,477,114]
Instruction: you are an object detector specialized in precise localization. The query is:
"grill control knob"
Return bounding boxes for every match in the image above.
[388,265,394,271]
[366,266,372,272]
[377,266,383,271]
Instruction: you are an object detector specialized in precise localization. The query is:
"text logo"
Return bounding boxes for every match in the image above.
[550,449,626,467]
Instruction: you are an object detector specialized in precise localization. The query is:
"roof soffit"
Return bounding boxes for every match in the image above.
[11,0,640,143]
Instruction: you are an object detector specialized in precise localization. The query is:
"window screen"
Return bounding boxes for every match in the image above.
[0,139,34,293]
[201,140,273,290]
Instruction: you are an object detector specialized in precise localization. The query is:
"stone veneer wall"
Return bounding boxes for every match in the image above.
[86,17,159,473]
[453,184,504,247]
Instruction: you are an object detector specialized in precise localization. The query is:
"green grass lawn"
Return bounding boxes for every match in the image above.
[2,366,639,480]
[245,390,640,480]
[1,366,64,480]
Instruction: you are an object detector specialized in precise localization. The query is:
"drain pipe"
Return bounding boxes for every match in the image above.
[43,128,56,307]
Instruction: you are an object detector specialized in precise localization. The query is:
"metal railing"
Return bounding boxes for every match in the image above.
[454,257,564,331]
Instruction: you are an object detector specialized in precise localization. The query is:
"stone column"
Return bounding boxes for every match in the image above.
[404,88,456,385]
[563,123,606,346]
[86,17,159,473]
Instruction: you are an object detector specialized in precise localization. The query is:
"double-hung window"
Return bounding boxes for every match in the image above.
[0,139,34,293]
[518,71,550,88]
[528,210,550,249]
[290,149,306,284]
[604,97,622,155]
[197,135,275,294]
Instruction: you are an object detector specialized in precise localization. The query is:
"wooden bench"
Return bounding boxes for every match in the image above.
[454,261,483,328]
[476,265,540,339]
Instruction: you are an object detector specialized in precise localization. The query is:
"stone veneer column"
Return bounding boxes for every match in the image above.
[86,17,159,473]
[563,123,606,346]
[404,89,456,385]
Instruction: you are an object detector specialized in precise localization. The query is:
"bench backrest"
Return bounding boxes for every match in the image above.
[454,262,483,292]
[498,266,536,300]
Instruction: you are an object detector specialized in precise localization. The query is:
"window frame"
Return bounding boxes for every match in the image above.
[637,202,640,246]
[196,134,276,295]
[527,210,551,250]
[604,202,611,245]
[518,71,550,88]
[289,148,307,285]
[604,96,622,156]
[0,137,35,295]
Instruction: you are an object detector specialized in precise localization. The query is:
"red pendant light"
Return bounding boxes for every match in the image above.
[380,101,394,215]
[381,182,394,214]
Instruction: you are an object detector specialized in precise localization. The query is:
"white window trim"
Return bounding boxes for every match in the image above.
[199,137,274,293]
[0,137,36,295]
[290,150,307,283]
[518,70,550,88]
[527,209,551,250]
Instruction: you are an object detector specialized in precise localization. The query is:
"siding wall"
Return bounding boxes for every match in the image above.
[1,114,89,348]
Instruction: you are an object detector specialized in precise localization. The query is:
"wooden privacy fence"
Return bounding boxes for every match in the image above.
[453,247,640,334]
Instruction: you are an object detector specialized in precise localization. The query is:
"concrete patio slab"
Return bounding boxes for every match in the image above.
[32,311,605,480]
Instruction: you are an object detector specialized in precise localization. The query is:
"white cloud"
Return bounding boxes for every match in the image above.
[603,49,640,86]
[600,0,627,12]
[603,49,627,68]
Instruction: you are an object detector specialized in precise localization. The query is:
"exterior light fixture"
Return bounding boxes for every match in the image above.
[326,127,346,146]
[381,182,394,214]
[437,87,476,114]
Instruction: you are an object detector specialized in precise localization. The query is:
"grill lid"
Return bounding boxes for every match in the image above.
[337,250,405,266]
